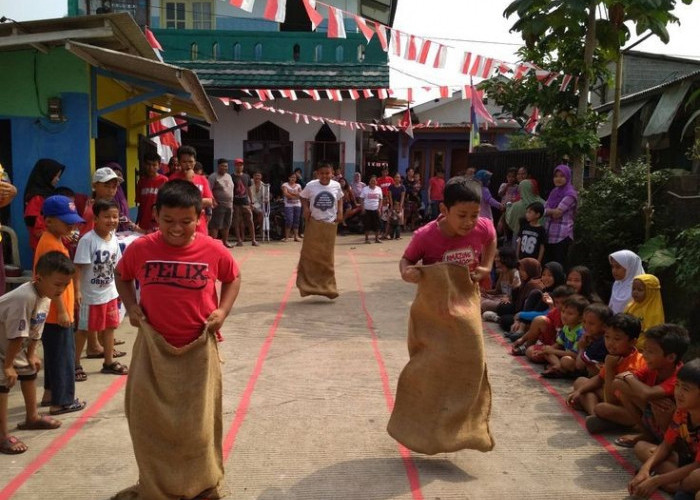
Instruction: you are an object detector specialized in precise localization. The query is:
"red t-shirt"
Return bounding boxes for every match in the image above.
[136,174,169,232]
[429,176,446,201]
[377,176,394,197]
[664,409,700,463]
[24,195,46,250]
[403,216,496,270]
[170,172,213,234]
[116,232,239,347]
[635,363,683,397]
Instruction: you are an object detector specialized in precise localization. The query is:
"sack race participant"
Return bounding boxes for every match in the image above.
[297,161,343,299]
[114,180,240,500]
[394,176,496,454]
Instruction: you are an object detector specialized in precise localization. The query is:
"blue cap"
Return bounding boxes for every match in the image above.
[42,195,85,225]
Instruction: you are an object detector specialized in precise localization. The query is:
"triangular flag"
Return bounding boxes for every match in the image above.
[144,27,163,50]
[255,89,267,101]
[327,6,346,38]
[406,35,417,61]
[230,0,255,12]
[374,22,388,51]
[433,44,446,69]
[417,39,431,64]
[263,0,286,22]
[218,97,230,105]
[354,15,374,43]
[302,0,322,30]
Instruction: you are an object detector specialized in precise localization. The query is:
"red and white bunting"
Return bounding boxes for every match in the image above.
[513,64,529,80]
[255,89,267,101]
[374,22,388,51]
[461,52,472,74]
[535,70,550,81]
[302,0,323,30]
[405,35,417,61]
[376,89,388,99]
[281,89,298,101]
[498,62,510,74]
[544,73,558,86]
[439,86,449,98]
[362,89,373,98]
[559,74,573,92]
[407,88,413,102]
[253,102,265,109]
[230,0,255,13]
[263,0,286,22]
[349,89,360,100]
[327,6,346,38]
[470,56,496,79]
[303,114,309,124]
[525,107,539,133]
[391,30,402,57]
[354,15,374,43]
[241,89,251,96]
[433,44,447,69]
[218,97,230,105]
[327,89,343,101]
[417,39,431,64]
[304,89,321,100]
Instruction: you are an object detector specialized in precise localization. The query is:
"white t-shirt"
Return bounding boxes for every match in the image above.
[360,185,383,211]
[0,282,50,355]
[74,230,122,305]
[300,179,343,222]
[281,182,302,207]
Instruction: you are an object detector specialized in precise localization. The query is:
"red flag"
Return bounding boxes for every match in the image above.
[362,89,373,98]
[406,35,417,61]
[391,30,402,57]
[417,39,431,64]
[461,52,472,74]
[374,22,388,51]
[354,15,374,42]
[407,88,413,102]
[263,0,286,22]
[470,84,495,124]
[525,107,539,133]
[349,89,360,100]
[559,74,573,91]
[230,0,255,12]
[439,86,449,98]
[302,0,322,30]
[480,58,494,78]
[144,27,163,51]
[327,6,346,38]
[399,107,413,138]
[469,55,482,77]
[433,44,446,69]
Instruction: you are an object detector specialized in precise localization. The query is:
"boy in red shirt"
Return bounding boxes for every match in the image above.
[376,166,394,198]
[428,169,445,221]
[136,151,168,232]
[169,145,213,235]
[115,179,239,499]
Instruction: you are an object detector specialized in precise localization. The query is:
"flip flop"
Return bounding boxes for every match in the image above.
[114,338,126,346]
[49,399,87,416]
[17,415,62,431]
[101,361,129,375]
[614,436,639,448]
[85,350,126,359]
[0,436,27,454]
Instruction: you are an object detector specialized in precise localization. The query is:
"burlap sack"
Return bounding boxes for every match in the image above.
[113,322,227,500]
[296,217,338,299]
[387,263,494,455]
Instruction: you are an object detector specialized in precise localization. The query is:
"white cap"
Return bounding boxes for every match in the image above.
[92,167,121,184]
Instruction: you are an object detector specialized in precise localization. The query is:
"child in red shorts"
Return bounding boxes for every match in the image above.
[74,199,127,379]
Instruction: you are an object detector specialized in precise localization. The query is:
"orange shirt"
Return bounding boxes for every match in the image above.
[598,348,646,379]
[34,231,74,324]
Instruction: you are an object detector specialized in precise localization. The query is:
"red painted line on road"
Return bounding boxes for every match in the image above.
[222,270,296,460]
[483,323,665,500]
[0,376,127,499]
[348,252,424,500]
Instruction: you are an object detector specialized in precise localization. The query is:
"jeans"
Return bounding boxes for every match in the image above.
[42,323,76,406]
[284,205,301,230]
[430,201,442,221]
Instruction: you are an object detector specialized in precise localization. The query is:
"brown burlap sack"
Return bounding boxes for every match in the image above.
[387,263,494,455]
[296,217,338,299]
[113,322,227,500]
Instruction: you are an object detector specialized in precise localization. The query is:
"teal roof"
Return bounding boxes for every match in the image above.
[175,60,388,91]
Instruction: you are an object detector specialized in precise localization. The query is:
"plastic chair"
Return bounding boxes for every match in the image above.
[0,226,33,291]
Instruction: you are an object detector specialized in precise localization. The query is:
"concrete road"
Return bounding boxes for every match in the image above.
[0,237,666,499]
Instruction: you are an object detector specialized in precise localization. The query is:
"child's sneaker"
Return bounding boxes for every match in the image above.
[482,311,499,322]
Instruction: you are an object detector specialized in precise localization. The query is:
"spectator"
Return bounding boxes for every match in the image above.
[136,152,168,233]
[544,165,578,265]
[474,170,503,220]
[377,167,394,198]
[427,169,445,221]
[505,179,545,241]
[608,250,645,314]
[351,172,365,200]
[281,172,302,242]
[624,274,665,351]
[24,159,65,251]
[208,159,234,248]
[230,158,258,247]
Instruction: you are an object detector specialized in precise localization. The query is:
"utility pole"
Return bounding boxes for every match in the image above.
[573,1,597,189]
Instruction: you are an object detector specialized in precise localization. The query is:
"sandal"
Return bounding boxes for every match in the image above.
[0,436,27,454]
[511,345,527,356]
[614,434,642,448]
[113,338,125,346]
[75,365,87,382]
[101,361,129,375]
[17,415,62,431]
[86,350,126,359]
[49,399,87,416]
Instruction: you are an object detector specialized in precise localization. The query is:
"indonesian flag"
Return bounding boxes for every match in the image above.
[263,0,286,22]
[406,35,417,61]
[406,88,413,103]
[525,107,539,133]
[461,52,472,74]
[354,15,374,42]
[362,89,373,98]
[218,97,230,105]
[304,89,321,101]
[433,44,446,69]
[470,56,495,78]
[302,0,322,30]
[470,83,495,124]
[391,30,402,57]
[349,89,360,100]
[230,0,255,12]
[544,73,558,86]
[327,89,342,101]
[535,70,550,81]
[399,106,413,139]
[559,74,573,91]
[439,86,449,98]
[376,89,388,99]
[144,27,163,50]
[417,39,431,64]
[374,22,388,51]
[255,89,267,101]
[513,64,530,80]
[327,6,346,38]
[281,89,298,101]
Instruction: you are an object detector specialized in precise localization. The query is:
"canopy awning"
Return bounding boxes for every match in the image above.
[597,100,647,138]
[643,81,692,137]
[65,40,217,124]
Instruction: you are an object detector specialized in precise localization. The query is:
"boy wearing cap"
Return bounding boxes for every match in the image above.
[81,167,136,236]
[34,195,87,416]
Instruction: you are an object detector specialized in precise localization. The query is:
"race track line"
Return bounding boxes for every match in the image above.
[348,252,425,500]
[482,323,665,500]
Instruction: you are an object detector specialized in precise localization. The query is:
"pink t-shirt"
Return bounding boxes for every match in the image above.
[116,232,239,347]
[429,176,445,201]
[403,216,496,270]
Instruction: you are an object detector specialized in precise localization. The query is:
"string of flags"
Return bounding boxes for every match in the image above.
[226,0,580,92]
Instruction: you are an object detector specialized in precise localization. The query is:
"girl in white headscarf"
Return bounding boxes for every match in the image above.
[608,250,645,313]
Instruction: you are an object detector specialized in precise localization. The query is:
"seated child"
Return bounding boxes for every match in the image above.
[514,285,574,358]
[567,313,645,434]
[628,358,700,498]
[0,251,73,454]
[481,246,521,315]
[540,294,589,378]
[575,303,613,377]
[624,273,665,351]
[608,324,689,448]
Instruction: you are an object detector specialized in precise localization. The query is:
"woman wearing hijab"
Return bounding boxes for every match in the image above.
[103,162,134,232]
[544,164,578,265]
[624,274,665,351]
[608,250,645,314]
[474,170,503,220]
[497,258,544,331]
[23,159,65,250]
[505,179,546,239]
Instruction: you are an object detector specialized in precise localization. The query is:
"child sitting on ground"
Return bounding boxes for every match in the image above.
[574,303,613,377]
[481,246,521,316]
[516,201,546,263]
[567,313,645,434]
[628,358,700,499]
[515,285,575,358]
[624,273,665,351]
[0,251,73,454]
[540,294,589,378]
[606,324,689,448]
[74,199,128,381]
